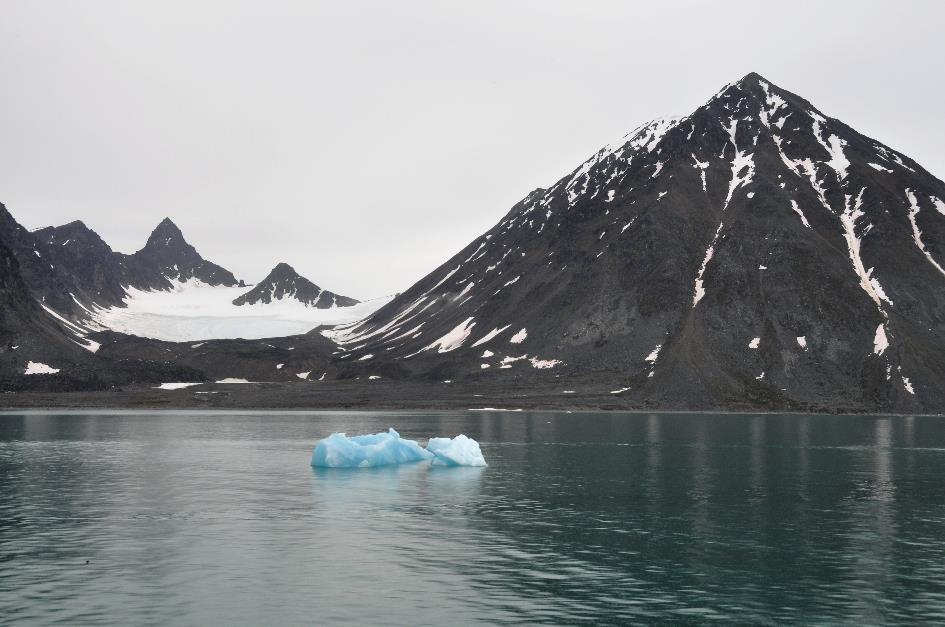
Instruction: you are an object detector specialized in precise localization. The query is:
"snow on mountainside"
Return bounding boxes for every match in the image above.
[324,72,945,413]
[233,262,359,308]
[92,278,389,342]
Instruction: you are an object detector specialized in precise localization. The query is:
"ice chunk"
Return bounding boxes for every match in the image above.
[311,428,433,468]
[311,429,487,468]
[426,434,488,467]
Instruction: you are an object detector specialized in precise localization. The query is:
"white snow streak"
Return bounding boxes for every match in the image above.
[693,118,755,307]
[790,200,812,229]
[421,317,476,354]
[472,325,511,347]
[839,188,892,310]
[509,328,527,344]
[906,189,945,279]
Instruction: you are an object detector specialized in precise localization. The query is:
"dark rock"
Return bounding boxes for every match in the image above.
[233,262,359,308]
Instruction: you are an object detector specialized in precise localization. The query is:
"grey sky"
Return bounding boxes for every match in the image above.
[1,0,941,298]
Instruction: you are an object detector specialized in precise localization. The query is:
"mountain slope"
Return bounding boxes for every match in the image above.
[325,72,945,413]
[233,262,359,308]
[32,220,129,310]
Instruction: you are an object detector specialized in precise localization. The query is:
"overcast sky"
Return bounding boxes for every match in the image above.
[1,1,942,298]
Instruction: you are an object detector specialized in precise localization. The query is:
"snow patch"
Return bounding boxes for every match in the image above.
[873,324,889,355]
[420,317,476,354]
[644,344,662,363]
[24,361,60,375]
[509,328,527,344]
[749,337,760,349]
[529,357,561,369]
[156,382,201,390]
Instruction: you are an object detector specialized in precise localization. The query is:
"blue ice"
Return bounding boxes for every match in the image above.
[310,428,486,468]
[426,434,487,467]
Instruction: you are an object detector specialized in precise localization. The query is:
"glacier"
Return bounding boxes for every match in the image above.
[311,428,486,468]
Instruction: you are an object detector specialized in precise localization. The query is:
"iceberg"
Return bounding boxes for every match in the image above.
[426,434,488,467]
[311,428,433,468]
[310,428,487,468]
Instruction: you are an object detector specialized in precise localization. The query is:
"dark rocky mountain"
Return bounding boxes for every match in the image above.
[233,262,359,308]
[32,220,128,310]
[325,72,945,413]
[0,209,245,321]
[0,238,91,370]
[119,218,243,291]
[0,236,204,391]
[0,203,97,318]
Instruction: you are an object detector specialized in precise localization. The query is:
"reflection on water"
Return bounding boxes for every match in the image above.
[1,411,945,624]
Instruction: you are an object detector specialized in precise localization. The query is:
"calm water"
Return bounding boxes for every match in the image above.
[1,411,944,624]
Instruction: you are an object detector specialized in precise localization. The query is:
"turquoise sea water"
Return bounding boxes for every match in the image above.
[1,410,944,624]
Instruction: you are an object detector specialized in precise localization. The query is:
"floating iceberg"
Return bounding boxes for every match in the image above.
[311,428,486,468]
[311,428,433,468]
[426,434,487,467]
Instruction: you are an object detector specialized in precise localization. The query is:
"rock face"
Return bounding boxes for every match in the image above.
[0,204,100,318]
[327,72,945,413]
[0,238,91,373]
[233,262,359,308]
[32,220,128,310]
[119,218,243,291]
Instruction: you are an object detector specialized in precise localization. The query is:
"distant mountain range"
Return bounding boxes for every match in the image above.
[3,72,944,412]
[0,207,359,389]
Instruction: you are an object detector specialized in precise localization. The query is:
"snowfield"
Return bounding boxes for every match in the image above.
[92,278,392,342]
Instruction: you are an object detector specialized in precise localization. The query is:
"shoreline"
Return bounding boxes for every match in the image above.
[1,381,941,417]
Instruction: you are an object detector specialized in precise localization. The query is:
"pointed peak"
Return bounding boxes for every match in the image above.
[738,71,769,86]
[155,217,180,232]
[263,262,304,283]
[145,217,187,248]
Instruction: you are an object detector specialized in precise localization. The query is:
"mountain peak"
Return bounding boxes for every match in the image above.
[145,217,186,248]
[233,263,359,308]
[737,71,768,85]
[270,262,298,277]
[128,217,241,289]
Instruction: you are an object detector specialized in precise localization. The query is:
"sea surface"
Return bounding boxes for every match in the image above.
[1,410,944,624]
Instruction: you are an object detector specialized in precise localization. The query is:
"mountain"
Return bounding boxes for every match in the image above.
[0,203,98,318]
[32,220,128,310]
[0,237,93,379]
[325,72,945,413]
[120,218,243,291]
[233,262,359,308]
